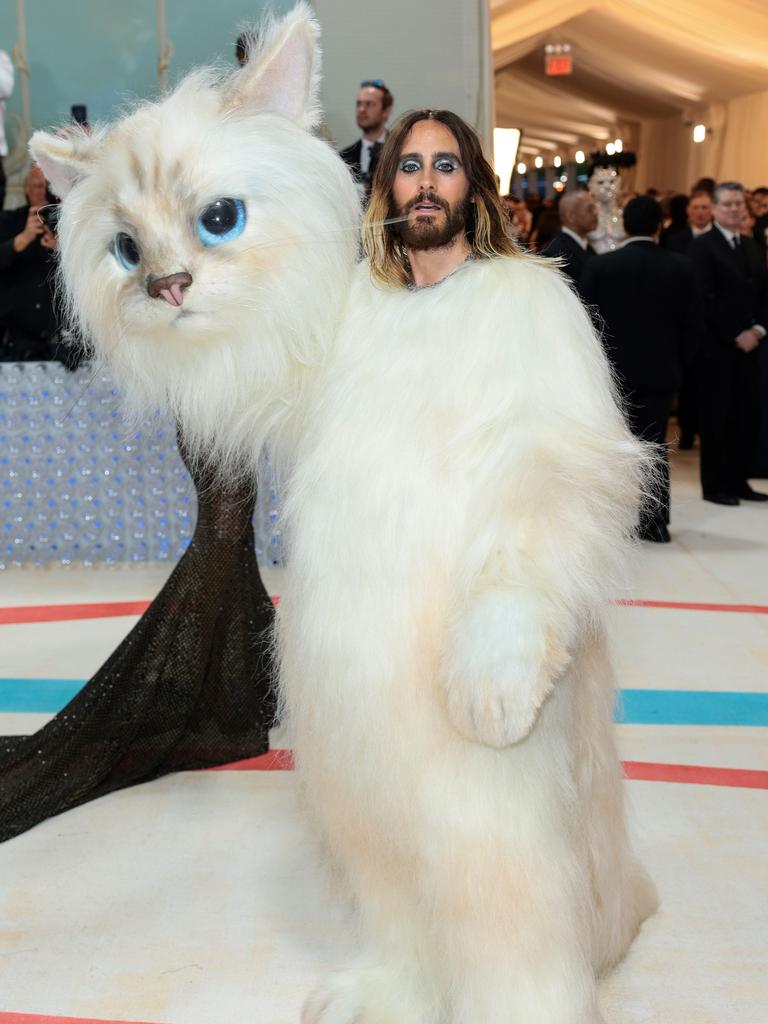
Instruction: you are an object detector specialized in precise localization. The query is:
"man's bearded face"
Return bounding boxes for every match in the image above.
[390,120,473,251]
[391,190,473,250]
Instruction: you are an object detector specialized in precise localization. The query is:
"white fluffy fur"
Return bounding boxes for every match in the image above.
[31,7,656,1018]
[278,257,657,1023]
[30,3,358,473]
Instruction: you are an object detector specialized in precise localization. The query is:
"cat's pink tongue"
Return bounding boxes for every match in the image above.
[159,283,184,307]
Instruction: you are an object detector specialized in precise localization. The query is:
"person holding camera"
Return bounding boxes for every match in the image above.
[0,164,60,361]
[339,79,393,200]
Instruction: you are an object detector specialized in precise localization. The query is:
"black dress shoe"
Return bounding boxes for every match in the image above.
[703,492,740,506]
[638,522,671,543]
[737,485,768,502]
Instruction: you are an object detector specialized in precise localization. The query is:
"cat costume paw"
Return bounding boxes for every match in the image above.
[442,589,571,747]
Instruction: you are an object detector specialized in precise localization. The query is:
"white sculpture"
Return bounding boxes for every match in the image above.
[588,166,626,253]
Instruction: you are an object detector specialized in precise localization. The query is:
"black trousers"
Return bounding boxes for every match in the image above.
[697,346,761,495]
[676,361,698,443]
[756,341,768,475]
[626,391,672,528]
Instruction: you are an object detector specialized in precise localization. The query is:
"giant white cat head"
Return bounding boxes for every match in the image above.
[30,3,359,470]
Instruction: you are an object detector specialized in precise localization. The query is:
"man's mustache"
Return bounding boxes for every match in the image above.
[404,191,449,214]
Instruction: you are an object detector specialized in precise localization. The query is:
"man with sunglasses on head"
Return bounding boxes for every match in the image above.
[340,79,393,199]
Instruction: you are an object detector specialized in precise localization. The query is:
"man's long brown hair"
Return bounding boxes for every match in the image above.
[362,109,523,288]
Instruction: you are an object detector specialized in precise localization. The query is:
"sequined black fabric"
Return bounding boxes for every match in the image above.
[0,438,276,843]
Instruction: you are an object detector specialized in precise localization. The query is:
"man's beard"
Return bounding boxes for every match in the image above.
[391,191,473,251]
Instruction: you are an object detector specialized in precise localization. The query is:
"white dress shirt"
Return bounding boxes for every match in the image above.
[561,226,588,250]
[360,131,387,176]
[715,222,742,248]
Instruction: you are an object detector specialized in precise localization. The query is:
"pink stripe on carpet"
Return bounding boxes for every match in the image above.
[0,1014,165,1024]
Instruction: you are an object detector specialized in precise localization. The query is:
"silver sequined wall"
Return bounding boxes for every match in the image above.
[0,362,284,569]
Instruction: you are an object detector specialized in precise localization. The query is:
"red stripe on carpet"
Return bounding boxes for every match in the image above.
[0,601,151,624]
[211,751,768,789]
[616,598,768,614]
[622,761,768,789]
[0,597,761,624]
[210,749,295,771]
[0,1014,163,1024]
[0,597,278,625]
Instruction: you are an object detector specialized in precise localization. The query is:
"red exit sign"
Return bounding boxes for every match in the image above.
[546,53,572,75]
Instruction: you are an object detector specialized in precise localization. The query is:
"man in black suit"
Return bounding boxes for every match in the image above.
[689,181,768,505]
[0,164,60,362]
[581,196,700,542]
[663,189,713,449]
[540,191,597,290]
[339,80,393,199]
[664,190,713,255]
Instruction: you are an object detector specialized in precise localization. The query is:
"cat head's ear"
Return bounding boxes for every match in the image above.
[226,3,322,129]
[29,128,100,199]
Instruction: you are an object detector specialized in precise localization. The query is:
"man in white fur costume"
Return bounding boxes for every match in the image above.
[27,6,655,1018]
[281,108,657,1024]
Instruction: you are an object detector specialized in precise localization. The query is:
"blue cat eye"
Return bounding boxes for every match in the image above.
[113,232,140,270]
[196,198,246,247]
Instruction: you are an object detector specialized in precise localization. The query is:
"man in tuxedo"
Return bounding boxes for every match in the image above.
[690,182,768,505]
[581,196,700,542]
[665,190,713,255]
[540,190,597,289]
[663,189,713,449]
[339,80,393,199]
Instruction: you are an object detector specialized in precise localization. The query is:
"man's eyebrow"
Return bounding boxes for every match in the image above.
[397,151,463,163]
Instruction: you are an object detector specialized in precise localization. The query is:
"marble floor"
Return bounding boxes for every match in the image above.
[0,444,766,1024]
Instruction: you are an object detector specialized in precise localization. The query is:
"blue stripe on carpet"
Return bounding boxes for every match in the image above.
[615,689,768,726]
[0,678,85,713]
[1,680,767,724]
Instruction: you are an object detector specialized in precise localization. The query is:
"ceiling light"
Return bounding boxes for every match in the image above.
[575,150,585,163]
[534,156,543,169]
[693,124,706,143]
[605,143,615,156]
[553,155,562,168]
[614,138,623,152]
[517,162,527,175]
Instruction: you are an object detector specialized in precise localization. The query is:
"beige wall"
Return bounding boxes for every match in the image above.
[635,90,768,193]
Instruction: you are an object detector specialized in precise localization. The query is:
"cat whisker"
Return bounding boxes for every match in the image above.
[59,363,103,424]
[211,215,412,265]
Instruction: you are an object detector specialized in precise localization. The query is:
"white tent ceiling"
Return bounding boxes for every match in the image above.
[492,0,768,170]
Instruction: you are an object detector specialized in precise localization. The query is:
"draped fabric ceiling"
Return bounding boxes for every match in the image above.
[492,0,768,191]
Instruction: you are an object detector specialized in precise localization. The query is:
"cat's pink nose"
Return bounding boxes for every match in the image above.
[147,271,193,306]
